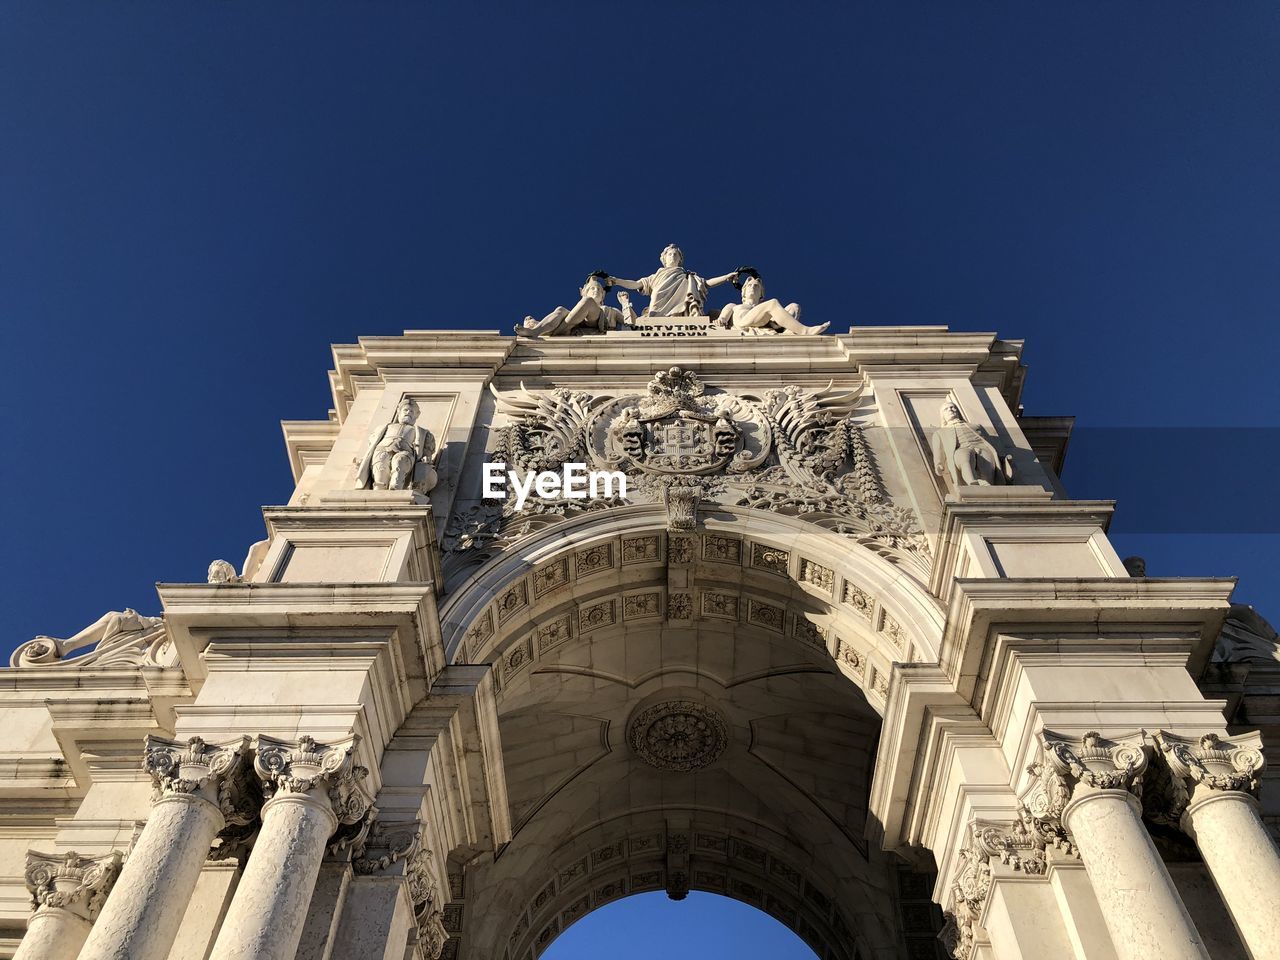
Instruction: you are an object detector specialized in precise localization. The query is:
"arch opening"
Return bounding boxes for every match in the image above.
[539,891,822,960]
[443,511,949,959]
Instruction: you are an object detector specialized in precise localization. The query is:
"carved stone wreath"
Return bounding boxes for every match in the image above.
[626,700,728,772]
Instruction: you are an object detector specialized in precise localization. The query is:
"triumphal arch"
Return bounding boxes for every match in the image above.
[4,250,1280,960]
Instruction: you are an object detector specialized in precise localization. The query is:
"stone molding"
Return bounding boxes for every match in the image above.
[253,734,371,827]
[1153,730,1265,823]
[24,850,122,920]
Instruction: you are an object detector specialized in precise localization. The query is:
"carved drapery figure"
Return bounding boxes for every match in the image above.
[516,275,636,338]
[608,245,737,317]
[717,273,829,335]
[355,397,438,493]
[931,400,1014,488]
[11,608,164,667]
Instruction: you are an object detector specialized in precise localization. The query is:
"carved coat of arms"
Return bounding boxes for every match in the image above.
[444,367,930,584]
[594,367,768,476]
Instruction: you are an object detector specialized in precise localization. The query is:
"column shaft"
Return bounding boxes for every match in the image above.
[12,908,90,960]
[207,793,336,960]
[1065,789,1209,960]
[1186,792,1280,960]
[77,795,225,960]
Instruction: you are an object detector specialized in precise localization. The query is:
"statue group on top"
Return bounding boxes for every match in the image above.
[517,245,828,338]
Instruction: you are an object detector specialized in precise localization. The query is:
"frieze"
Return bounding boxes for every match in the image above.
[457,369,931,582]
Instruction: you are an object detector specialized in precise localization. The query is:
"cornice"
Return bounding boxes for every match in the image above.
[940,577,1236,708]
[157,582,442,688]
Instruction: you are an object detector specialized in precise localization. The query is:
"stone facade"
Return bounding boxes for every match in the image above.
[2,314,1278,960]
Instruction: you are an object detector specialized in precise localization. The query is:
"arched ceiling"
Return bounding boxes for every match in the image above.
[442,513,947,960]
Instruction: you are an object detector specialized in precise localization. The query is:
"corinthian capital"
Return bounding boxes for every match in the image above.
[25,850,121,920]
[143,734,252,803]
[1154,731,1265,818]
[1020,730,1148,855]
[254,734,371,825]
[1040,730,1149,793]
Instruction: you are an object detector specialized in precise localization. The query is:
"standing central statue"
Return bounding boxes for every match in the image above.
[608,244,739,317]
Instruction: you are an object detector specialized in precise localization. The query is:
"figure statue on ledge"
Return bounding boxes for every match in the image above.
[12,608,164,666]
[355,396,438,493]
[717,270,829,335]
[931,400,1014,488]
[516,274,636,338]
[607,245,738,317]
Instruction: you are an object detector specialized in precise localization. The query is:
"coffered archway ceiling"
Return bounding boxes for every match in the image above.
[442,510,947,960]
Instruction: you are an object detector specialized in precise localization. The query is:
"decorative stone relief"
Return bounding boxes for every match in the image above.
[622,593,661,621]
[751,543,789,574]
[841,582,873,620]
[531,557,569,598]
[943,819,1047,960]
[930,400,1014,489]
[1150,731,1265,823]
[253,735,371,826]
[354,396,438,494]
[667,593,693,620]
[10,608,170,669]
[621,535,660,563]
[798,558,835,594]
[578,600,616,633]
[668,536,695,565]
[474,369,930,574]
[627,701,729,772]
[535,615,573,653]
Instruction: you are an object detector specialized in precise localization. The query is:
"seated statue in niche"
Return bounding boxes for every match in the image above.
[716,270,829,335]
[930,400,1014,488]
[13,608,164,666]
[355,396,439,493]
[517,274,636,338]
[607,245,739,318]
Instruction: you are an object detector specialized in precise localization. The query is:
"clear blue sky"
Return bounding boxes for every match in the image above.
[2,4,1278,954]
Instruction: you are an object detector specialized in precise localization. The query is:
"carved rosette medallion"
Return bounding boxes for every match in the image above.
[24,850,121,920]
[626,701,729,772]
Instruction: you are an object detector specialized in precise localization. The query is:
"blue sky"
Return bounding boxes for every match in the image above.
[2,4,1278,954]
